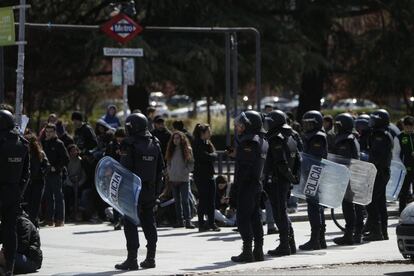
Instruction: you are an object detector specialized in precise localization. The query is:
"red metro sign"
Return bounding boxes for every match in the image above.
[101,13,143,44]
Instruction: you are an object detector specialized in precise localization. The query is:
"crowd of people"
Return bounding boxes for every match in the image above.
[1,100,413,274]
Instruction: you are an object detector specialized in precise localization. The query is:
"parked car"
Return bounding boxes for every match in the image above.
[397,202,414,260]
[149,91,167,104]
[117,102,170,119]
[167,94,191,107]
[169,100,226,119]
[332,98,378,110]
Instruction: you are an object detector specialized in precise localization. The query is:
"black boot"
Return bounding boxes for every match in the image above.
[268,235,291,257]
[299,228,321,251]
[253,239,264,262]
[353,231,362,244]
[115,251,139,270]
[289,227,297,254]
[333,230,354,246]
[231,242,254,263]
[363,224,384,242]
[320,226,327,249]
[140,247,156,269]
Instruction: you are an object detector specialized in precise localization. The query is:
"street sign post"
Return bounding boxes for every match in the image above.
[112,57,135,121]
[0,7,15,46]
[101,13,143,44]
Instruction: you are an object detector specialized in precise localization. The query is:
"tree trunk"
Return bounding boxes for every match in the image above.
[297,70,325,120]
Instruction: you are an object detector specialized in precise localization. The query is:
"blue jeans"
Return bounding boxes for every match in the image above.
[44,173,65,222]
[171,182,191,221]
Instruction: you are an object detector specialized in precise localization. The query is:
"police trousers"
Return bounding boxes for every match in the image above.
[123,183,157,254]
[236,187,263,244]
[268,181,291,240]
[306,198,325,231]
[342,200,364,233]
[0,185,19,271]
[367,168,390,230]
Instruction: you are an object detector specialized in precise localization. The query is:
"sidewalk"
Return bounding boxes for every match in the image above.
[38,215,404,275]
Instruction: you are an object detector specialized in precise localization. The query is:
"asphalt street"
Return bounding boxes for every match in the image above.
[37,216,407,275]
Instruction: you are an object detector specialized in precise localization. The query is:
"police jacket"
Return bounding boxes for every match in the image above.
[292,129,304,152]
[42,137,69,174]
[398,132,414,172]
[193,139,217,179]
[234,133,269,191]
[303,130,328,159]
[333,132,360,159]
[16,215,43,270]
[369,128,393,169]
[120,132,164,185]
[0,130,30,193]
[265,129,300,184]
[74,123,98,153]
[358,129,371,152]
[151,127,172,157]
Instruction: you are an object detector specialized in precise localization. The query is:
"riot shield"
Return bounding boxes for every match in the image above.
[327,153,377,206]
[292,153,350,208]
[386,160,406,201]
[95,156,141,225]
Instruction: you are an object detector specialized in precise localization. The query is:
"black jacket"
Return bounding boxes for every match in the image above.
[42,137,69,174]
[74,123,98,153]
[16,215,43,270]
[151,127,171,157]
[193,139,217,178]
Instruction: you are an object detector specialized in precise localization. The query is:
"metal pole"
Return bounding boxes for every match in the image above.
[255,31,261,111]
[0,47,4,103]
[15,0,27,125]
[225,33,231,181]
[225,33,231,148]
[231,33,238,116]
[122,58,128,121]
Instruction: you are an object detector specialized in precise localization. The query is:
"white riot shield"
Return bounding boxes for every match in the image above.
[292,153,350,208]
[95,156,141,225]
[386,160,407,201]
[327,153,377,206]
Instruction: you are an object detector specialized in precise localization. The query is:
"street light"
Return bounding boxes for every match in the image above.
[243,95,249,102]
[410,96,414,103]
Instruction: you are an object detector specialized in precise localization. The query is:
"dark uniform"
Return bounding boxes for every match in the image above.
[331,113,364,245]
[365,109,393,241]
[73,123,98,154]
[355,115,371,154]
[299,110,328,251]
[116,113,163,270]
[265,111,300,257]
[231,111,268,263]
[0,110,30,275]
[397,117,414,213]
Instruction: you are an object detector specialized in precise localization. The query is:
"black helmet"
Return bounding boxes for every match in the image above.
[302,110,323,133]
[357,114,370,121]
[235,110,264,134]
[369,109,390,129]
[335,113,354,134]
[125,113,148,135]
[265,110,289,131]
[0,109,15,131]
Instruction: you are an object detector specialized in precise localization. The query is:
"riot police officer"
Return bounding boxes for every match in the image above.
[265,110,300,257]
[231,111,269,263]
[115,113,164,270]
[299,110,328,251]
[355,114,371,154]
[0,110,30,275]
[364,109,393,241]
[331,113,364,245]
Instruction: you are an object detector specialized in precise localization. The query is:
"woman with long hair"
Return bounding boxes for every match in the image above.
[193,123,220,232]
[24,131,50,228]
[165,131,195,229]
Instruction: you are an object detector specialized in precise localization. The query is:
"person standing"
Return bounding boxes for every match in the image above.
[192,123,220,232]
[231,111,269,263]
[397,116,414,214]
[102,105,121,129]
[0,110,30,275]
[23,132,49,228]
[115,113,163,270]
[299,110,328,251]
[331,113,364,245]
[165,132,195,229]
[265,110,300,257]
[71,111,97,154]
[41,124,70,227]
[364,109,393,241]
[151,116,171,158]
